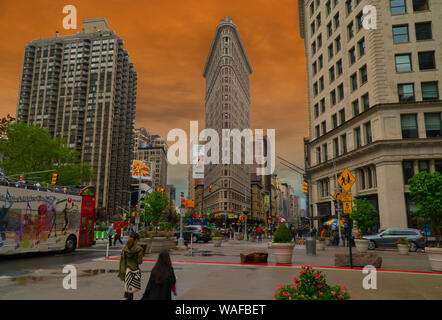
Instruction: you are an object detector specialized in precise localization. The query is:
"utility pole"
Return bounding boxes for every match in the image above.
[244,185,248,241]
[136,173,141,233]
[333,160,344,246]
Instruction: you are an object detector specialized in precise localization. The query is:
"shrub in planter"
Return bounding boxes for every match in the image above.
[274,266,351,300]
[272,224,295,264]
[395,237,410,255]
[211,230,224,247]
[273,223,292,243]
[350,199,379,253]
[316,237,326,251]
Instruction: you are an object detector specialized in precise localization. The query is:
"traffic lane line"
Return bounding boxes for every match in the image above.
[103,258,442,276]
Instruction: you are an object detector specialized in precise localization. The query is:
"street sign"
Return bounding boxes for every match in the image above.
[338,168,356,193]
[342,201,352,214]
[341,193,352,203]
[333,191,342,200]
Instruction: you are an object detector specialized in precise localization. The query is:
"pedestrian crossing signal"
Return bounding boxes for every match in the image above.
[302,182,308,194]
[51,173,58,185]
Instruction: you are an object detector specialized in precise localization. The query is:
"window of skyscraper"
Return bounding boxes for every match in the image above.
[418,160,430,173]
[347,22,355,39]
[400,114,418,138]
[360,65,368,84]
[362,93,370,111]
[351,73,358,91]
[421,82,439,101]
[335,35,341,53]
[424,112,442,137]
[413,0,429,12]
[418,51,435,70]
[390,0,406,15]
[395,54,412,72]
[349,47,356,65]
[358,38,366,56]
[334,13,340,30]
[333,138,339,157]
[415,22,432,40]
[346,0,353,14]
[332,114,338,128]
[352,100,359,116]
[364,122,372,144]
[393,25,409,43]
[339,108,345,124]
[398,83,415,102]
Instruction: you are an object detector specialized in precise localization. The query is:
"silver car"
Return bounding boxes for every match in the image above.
[363,228,426,252]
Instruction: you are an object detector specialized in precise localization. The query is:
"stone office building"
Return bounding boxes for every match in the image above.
[298,0,442,230]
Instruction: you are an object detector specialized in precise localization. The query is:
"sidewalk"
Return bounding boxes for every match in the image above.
[1,239,440,300]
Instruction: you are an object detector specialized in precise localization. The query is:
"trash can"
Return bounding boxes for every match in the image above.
[306,236,316,256]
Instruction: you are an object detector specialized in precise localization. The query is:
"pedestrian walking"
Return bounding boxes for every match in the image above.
[108,224,114,247]
[119,233,143,300]
[141,250,177,300]
[256,225,263,243]
[128,222,137,236]
[114,224,123,245]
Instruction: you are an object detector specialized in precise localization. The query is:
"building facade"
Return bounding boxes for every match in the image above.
[298,0,442,230]
[17,18,137,215]
[135,128,168,190]
[202,17,253,219]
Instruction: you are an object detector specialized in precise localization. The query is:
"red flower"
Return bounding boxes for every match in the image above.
[315,273,320,279]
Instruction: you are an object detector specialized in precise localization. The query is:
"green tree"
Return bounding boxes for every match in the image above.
[349,198,379,234]
[142,191,170,233]
[0,122,94,185]
[408,171,442,242]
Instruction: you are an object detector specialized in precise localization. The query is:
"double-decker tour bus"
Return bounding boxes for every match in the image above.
[0,183,95,255]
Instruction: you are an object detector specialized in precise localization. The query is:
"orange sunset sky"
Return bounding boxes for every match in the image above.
[0,0,308,200]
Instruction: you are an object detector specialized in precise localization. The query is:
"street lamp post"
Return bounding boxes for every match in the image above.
[178,207,184,247]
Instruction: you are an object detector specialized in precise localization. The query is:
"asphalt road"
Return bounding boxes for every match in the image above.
[0,241,121,277]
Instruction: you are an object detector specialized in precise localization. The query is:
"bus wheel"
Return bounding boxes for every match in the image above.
[65,235,77,253]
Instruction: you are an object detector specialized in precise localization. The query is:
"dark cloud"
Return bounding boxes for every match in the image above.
[0,0,308,198]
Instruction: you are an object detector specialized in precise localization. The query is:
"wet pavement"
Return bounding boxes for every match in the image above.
[0,239,441,300]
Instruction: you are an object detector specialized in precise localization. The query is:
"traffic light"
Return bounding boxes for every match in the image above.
[18,175,23,180]
[51,173,58,185]
[302,182,308,194]
[209,185,213,193]
[135,204,139,211]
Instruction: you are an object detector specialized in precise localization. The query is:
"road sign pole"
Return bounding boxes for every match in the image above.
[333,160,343,246]
[178,207,184,247]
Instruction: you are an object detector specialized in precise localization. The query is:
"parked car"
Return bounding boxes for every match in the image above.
[363,228,426,252]
[174,225,211,243]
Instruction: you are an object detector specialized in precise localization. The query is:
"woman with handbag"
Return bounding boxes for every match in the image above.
[119,233,143,300]
[141,250,177,300]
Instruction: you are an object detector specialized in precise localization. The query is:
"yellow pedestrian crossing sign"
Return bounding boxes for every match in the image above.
[338,168,356,193]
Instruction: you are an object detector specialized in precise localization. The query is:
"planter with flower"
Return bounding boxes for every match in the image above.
[138,231,153,255]
[141,190,170,253]
[395,238,410,255]
[408,172,442,271]
[272,223,295,264]
[349,198,379,253]
[316,237,326,251]
[211,230,224,247]
[322,230,331,246]
[274,266,351,300]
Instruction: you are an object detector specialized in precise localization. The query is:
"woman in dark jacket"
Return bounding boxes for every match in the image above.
[141,250,176,300]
